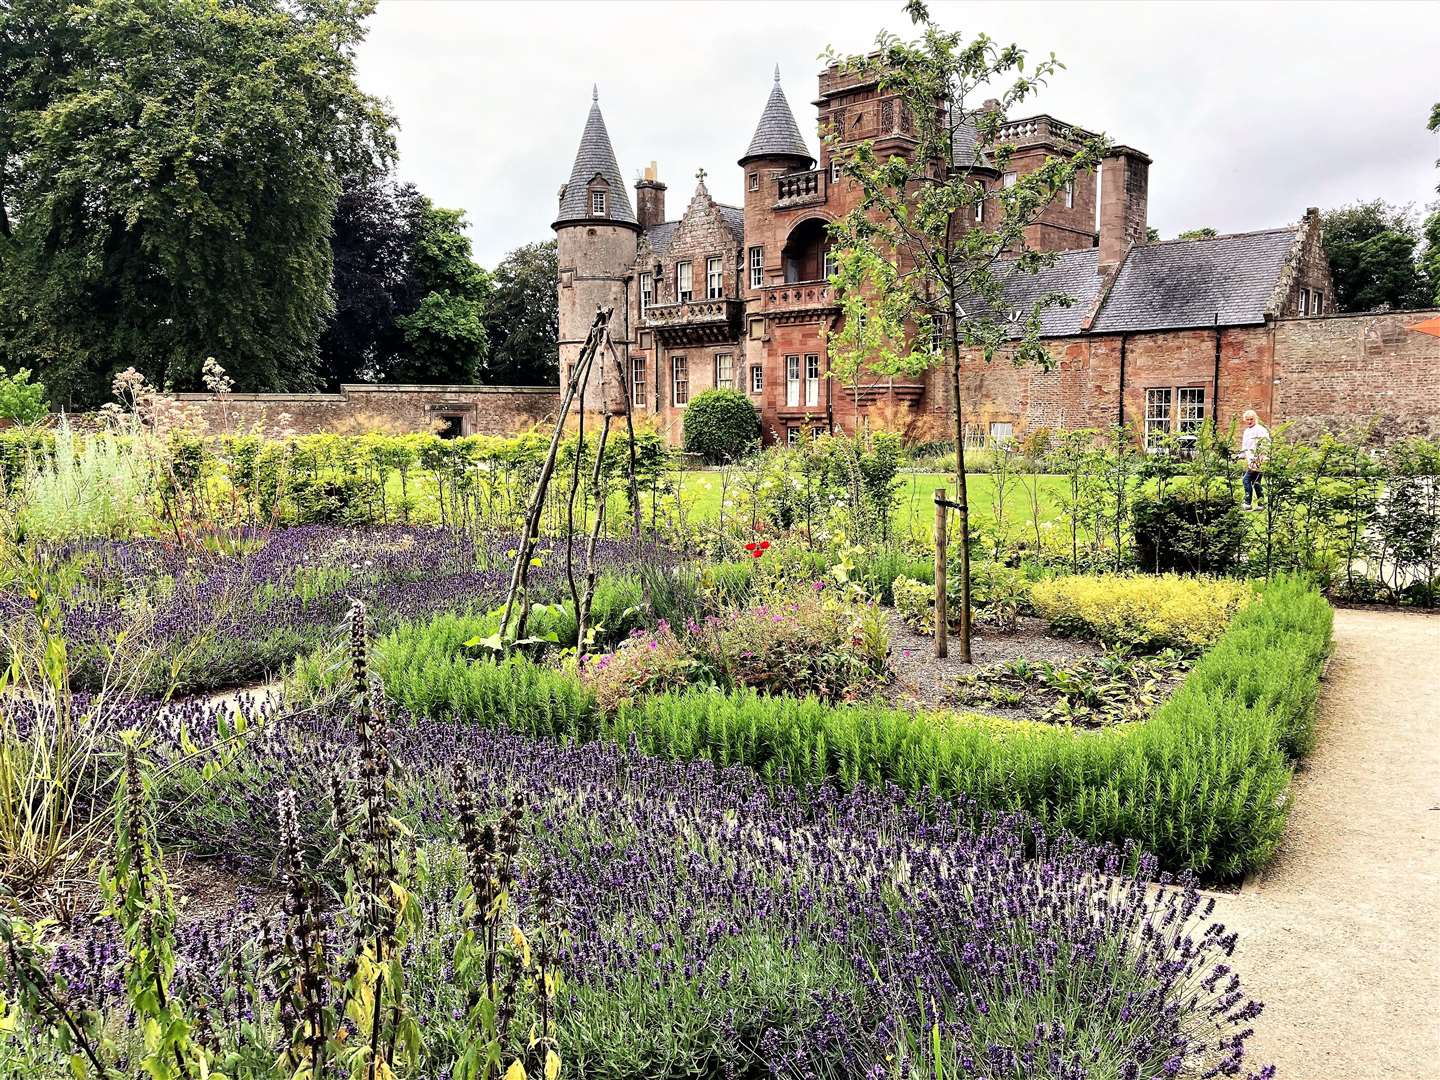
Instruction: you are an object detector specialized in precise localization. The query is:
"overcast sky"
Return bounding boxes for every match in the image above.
[354,0,1440,268]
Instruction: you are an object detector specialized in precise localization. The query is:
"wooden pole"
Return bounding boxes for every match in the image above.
[934,488,948,658]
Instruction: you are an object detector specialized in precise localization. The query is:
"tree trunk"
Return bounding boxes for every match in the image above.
[947,318,972,662]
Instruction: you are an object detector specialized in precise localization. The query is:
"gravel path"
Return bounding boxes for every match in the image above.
[1226,608,1440,1079]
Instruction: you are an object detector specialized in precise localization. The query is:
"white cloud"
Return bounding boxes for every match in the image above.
[355,0,1440,266]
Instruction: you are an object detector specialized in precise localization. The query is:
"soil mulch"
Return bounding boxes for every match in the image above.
[883,612,1101,712]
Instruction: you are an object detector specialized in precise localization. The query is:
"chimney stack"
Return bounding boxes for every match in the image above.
[635,161,666,228]
[1097,145,1151,275]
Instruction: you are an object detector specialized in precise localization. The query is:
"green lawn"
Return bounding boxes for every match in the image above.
[674,469,1070,541]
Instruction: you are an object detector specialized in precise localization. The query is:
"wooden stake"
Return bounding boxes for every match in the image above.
[934,488,948,658]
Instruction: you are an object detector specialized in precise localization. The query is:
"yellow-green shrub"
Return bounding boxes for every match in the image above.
[892,575,932,632]
[1031,573,1254,653]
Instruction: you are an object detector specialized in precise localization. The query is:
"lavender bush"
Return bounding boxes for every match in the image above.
[2,527,663,695]
[5,687,1275,1080]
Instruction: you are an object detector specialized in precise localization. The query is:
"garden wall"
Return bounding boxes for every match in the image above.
[170,383,559,437]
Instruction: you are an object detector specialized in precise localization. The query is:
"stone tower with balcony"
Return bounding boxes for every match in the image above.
[553,86,639,413]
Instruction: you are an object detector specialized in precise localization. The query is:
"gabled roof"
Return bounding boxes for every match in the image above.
[554,88,637,228]
[957,249,1102,338]
[740,68,813,166]
[642,202,745,262]
[1092,227,1298,333]
[718,204,745,245]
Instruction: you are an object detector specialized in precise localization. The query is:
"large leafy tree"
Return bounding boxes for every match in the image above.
[0,0,393,407]
[385,202,491,385]
[483,240,558,385]
[825,0,1105,660]
[1424,104,1440,306]
[319,175,426,386]
[1321,200,1432,312]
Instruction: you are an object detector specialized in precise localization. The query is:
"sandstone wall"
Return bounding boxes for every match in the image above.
[170,384,559,437]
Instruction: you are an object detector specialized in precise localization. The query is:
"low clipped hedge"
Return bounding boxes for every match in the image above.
[378,575,1331,880]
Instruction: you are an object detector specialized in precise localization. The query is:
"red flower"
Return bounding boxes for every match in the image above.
[745,542,758,553]
[751,549,764,559]
[758,541,770,551]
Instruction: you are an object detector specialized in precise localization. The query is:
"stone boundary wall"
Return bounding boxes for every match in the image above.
[170,384,560,437]
[1272,309,1440,440]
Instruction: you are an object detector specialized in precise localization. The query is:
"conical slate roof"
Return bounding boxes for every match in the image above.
[555,87,637,228]
[739,68,813,166]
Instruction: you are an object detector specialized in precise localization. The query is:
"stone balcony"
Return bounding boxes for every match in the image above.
[774,169,828,209]
[754,281,840,324]
[641,297,743,345]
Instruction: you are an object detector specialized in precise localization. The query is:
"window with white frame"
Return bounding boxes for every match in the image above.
[706,257,723,299]
[590,190,606,216]
[1003,171,1017,188]
[631,356,647,408]
[1299,287,1310,316]
[930,316,946,354]
[676,261,693,302]
[1144,388,1173,449]
[963,423,985,450]
[830,160,842,183]
[1064,180,1074,209]
[822,248,836,280]
[785,355,801,407]
[671,356,689,406]
[715,353,733,389]
[989,421,1014,445]
[804,354,820,407]
[1313,291,1324,315]
[974,197,984,223]
[749,246,763,288]
[786,426,801,446]
[639,272,653,310]
[750,364,764,393]
[1177,387,1205,442]
[748,172,759,192]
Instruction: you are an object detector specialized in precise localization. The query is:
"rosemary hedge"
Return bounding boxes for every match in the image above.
[383,575,1330,879]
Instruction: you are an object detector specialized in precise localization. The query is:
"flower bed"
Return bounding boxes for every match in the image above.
[374,576,1330,879]
[1031,572,1255,653]
[13,695,1270,1080]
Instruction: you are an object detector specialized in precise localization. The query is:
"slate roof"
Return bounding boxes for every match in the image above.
[959,249,1102,338]
[718,204,745,245]
[642,220,678,259]
[740,70,813,165]
[555,92,637,227]
[642,205,745,261]
[1092,228,1298,333]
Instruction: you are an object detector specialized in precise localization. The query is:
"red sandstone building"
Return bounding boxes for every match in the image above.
[556,66,1439,447]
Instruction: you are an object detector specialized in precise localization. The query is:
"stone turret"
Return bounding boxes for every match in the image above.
[554,86,638,413]
[739,67,814,296]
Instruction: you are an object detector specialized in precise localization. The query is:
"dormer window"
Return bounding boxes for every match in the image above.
[590,190,606,216]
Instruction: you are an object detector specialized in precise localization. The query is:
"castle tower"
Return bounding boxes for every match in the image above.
[738,67,814,299]
[554,86,639,412]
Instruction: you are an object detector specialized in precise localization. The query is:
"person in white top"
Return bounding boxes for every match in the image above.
[1238,409,1270,510]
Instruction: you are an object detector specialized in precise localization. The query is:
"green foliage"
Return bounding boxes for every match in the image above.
[892,574,934,631]
[0,0,395,406]
[389,203,493,384]
[603,576,1330,878]
[16,423,152,540]
[681,388,759,463]
[1032,573,1254,654]
[1321,200,1433,312]
[1176,227,1218,240]
[484,240,559,385]
[0,367,48,424]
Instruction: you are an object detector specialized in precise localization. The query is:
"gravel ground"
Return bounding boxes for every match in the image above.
[883,612,1101,710]
[1223,607,1440,1079]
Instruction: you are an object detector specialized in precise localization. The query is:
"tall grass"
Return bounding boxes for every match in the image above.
[17,421,152,540]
